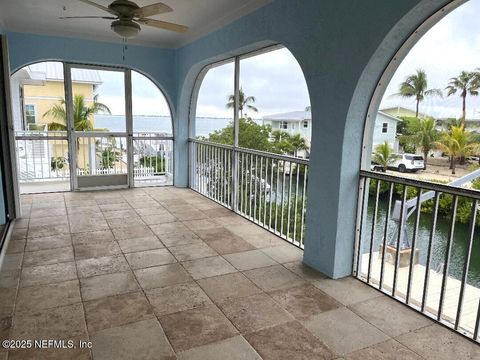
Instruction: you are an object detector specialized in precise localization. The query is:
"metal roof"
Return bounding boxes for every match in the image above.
[26,62,102,84]
[263,110,311,121]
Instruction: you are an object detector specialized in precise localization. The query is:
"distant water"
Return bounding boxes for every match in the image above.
[94,115,260,136]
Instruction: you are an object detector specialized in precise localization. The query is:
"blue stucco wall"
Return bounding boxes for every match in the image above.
[3,0,455,277]
[174,0,452,277]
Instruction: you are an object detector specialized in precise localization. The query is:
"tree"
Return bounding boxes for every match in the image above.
[445,71,480,126]
[208,118,273,152]
[270,130,293,154]
[44,94,111,131]
[405,117,439,169]
[288,133,309,158]
[396,69,442,117]
[434,125,475,174]
[226,88,258,118]
[372,141,397,172]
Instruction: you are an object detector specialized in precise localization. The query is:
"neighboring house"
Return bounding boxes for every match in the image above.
[263,109,399,156]
[11,62,101,130]
[10,63,103,178]
[262,110,312,158]
[381,106,428,119]
[372,111,400,151]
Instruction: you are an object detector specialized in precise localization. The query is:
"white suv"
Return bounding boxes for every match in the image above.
[391,153,424,173]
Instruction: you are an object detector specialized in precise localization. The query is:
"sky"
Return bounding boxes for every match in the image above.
[69,0,480,121]
[381,0,480,119]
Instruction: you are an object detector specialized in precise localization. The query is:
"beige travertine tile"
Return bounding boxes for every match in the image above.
[141,213,177,226]
[73,240,122,260]
[80,271,139,301]
[223,249,278,271]
[91,319,175,360]
[349,296,432,337]
[0,289,16,317]
[71,230,115,244]
[26,234,71,252]
[243,265,305,292]
[107,216,145,228]
[169,242,217,261]
[84,292,154,334]
[16,280,81,313]
[135,263,192,289]
[312,277,382,306]
[117,236,164,253]
[69,216,109,233]
[23,246,74,267]
[159,305,238,352]
[302,307,390,355]
[177,336,261,360]
[182,256,237,280]
[261,245,303,263]
[11,303,87,340]
[76,255,130,278]
[245,321,336,360]
[395,324,480,360]
[283,261,327,281]
[219,293,293,334]
[146,282,212,316]
[6,239,25,254]
[197,272,262,303]
[125,248,176,269]
[21,261,77,287]
[28,224,70,238]
[112,225,154,240]
[269,284,341,321]
[345,339,422,360]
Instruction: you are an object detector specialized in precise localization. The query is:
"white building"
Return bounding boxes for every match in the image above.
[263,110,399,154]
[372,111,400,152]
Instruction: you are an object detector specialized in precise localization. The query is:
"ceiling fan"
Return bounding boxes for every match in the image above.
[60,0,188,38]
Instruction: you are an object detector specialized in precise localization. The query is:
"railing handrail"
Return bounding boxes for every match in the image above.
[360,170,480,200]
[189,138,310,165]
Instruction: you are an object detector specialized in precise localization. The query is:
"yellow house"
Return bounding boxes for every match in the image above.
[11,62,102,171]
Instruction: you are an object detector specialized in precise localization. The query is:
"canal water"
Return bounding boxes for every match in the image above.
[363,195,480,288]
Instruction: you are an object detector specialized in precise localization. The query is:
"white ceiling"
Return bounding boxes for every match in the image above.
[0,0,271,48]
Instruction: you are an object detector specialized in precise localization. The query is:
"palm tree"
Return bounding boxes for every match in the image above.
[44,94,111,131]
[397,69,442,118]
[406,118,439,169]
[445,71,479,126]
[226,88,258,118]
[434,125,475,174]
[372,141,397,172]
[289,134,309,158]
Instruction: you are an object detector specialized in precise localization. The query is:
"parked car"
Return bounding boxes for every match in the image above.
[391,153,424,173]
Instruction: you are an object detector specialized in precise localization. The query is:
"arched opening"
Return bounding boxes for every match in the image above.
[10,61,174,193]
[190,45,311,247]
[356,0,480,341]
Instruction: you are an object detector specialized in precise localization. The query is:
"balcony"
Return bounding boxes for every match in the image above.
[1,187,478,359]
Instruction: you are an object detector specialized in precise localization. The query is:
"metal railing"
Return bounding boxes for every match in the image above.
[354,170,480,342]
[133,133,173,186]
[15,131,70,182]
[189,139,308,247]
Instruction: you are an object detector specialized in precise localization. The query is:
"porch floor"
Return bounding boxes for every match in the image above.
[1,188,478,359]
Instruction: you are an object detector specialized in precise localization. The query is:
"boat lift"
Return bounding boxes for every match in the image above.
[388,168,480,250]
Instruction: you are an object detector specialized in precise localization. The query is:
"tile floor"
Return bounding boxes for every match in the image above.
[0,187,478,359]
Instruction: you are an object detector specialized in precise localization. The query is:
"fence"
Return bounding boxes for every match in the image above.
[354,170,480,342]
[189,139,308,247]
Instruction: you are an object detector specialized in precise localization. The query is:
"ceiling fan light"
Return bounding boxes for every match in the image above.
[111,19,140,38]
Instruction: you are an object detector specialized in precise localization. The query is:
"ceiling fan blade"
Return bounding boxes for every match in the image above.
[59,16,117,19]
[78,0,119,16]
[134,3,173,18]
[137,18,188,33]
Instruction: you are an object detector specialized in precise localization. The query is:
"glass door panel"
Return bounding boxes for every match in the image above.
[69,66,129,190]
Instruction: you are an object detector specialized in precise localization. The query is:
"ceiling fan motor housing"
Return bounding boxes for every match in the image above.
[109,0,139,18]
[111,19,141,38]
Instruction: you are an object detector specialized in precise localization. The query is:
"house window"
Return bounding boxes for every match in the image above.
[25,104,36,127]
[280,121,288,130]
[382,122,388,133]
[303,120,309,128]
